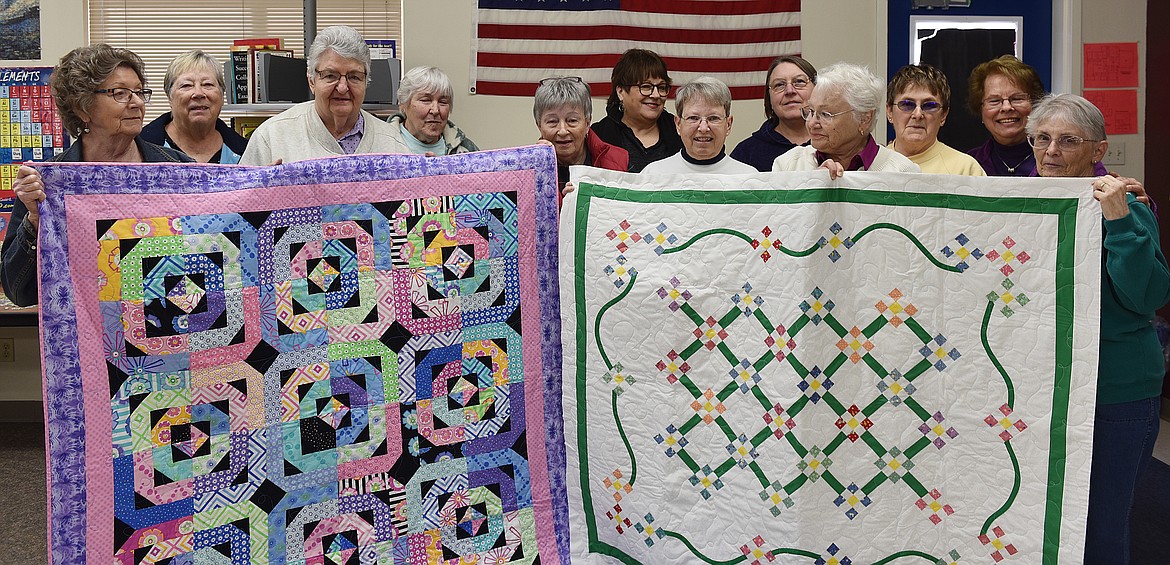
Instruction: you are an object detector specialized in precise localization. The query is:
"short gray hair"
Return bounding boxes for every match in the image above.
[1026,93,1107,141]
[398,66,454,111]
[307,25,371,78]
[163,50,223,97]
[816,63,884,124]
[674,76,732,117]
[533,77,592,122]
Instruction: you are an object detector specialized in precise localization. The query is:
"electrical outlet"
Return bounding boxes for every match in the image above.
[1103,141,1126,166]
[0,337,12,362]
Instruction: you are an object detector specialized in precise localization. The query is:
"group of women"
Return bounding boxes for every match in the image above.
[0,30,1165,565]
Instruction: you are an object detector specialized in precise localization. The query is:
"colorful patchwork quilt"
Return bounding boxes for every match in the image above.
[35,147,568,564]
[560,169,1103,564]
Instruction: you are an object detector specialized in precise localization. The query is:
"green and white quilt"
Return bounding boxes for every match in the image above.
[559,169,1102,565]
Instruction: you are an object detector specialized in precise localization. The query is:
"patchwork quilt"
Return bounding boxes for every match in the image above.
[35,147,567,564]
[560,169,1103,564]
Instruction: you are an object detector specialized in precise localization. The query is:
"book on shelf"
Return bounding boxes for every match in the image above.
[365,39,396,60]
[232,37,283,50]
[251,49,293,103]
[231,116,269,138]
[228,50,250,103]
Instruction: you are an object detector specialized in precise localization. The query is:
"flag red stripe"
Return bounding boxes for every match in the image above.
[476,52,785,74]
[473,80,761,100]
[619,0,801,15]
[479,23,799,44]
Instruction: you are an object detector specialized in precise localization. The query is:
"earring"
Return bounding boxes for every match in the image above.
[81,122,90,135]
[618,101,624,113]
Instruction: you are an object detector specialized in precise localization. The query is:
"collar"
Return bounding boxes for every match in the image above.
[816,135,880,170]
[681,147,726,165]
[336,112,365,153]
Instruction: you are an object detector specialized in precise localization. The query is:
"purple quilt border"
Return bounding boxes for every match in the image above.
[34,147,569,564]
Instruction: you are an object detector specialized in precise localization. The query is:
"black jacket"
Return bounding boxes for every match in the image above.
[140,112,248,163]
[590,104,683,173]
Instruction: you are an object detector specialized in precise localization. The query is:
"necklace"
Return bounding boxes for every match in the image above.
[997,152,1033,174]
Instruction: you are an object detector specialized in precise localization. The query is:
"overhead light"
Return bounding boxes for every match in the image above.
[911,0,972,8]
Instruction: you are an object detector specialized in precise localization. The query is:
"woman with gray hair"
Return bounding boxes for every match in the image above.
[533,76,627,203]
[642,76,754,174]
[387,66,477,155]
[3,44,192,305]
[141,49,248,163]
[1026,93,1169,565]
[773,62,918,177]
[240,25,408,165]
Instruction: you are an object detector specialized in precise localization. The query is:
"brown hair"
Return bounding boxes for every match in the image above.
[966,55,1044,115]
[606,49,671,114]
[887,63,951,109]
[51,44,146,137]
[763,55,817,122]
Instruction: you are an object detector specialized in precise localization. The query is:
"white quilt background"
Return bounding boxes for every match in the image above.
[560,169,1101,565]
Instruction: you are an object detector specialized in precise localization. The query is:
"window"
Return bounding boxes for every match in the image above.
[88,1,401,118]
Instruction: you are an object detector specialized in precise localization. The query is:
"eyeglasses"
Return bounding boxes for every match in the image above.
[540,76,584,86]
[983,95,1031,109]
[681,114,727,126]
[769,78,811,94]
[894,99,943,114]
[800,107,851,122]
[315,69,369,86]
[93,88,152,104]
[1027,133,1100,151]
[630,82,670,96]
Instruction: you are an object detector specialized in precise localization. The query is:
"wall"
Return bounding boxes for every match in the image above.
[1081,0,1145,179]
[401,0,888,152]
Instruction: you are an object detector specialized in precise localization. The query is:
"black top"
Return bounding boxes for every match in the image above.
[591,104,683,173]
[141,112,249,163]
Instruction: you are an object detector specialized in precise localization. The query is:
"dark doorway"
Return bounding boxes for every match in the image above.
[918,28,1017,151]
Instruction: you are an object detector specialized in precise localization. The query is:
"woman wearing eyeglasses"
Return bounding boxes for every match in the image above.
[642,76,754,175]
[1,44,192,306]
[140,50,248,164]
[591,48,683,172]
[966,55,1045,176]
[385,66,478,156]
[885,64,983,175]
[773,63,918,178]
[731,55,817,172]
[1027,94,1169,565]
[240,26,409,165]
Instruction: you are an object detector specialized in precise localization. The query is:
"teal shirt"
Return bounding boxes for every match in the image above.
[399,123,446,156]
[1098,193,1170,404]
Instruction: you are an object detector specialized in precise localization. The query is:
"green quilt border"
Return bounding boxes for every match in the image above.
[571,184,1079,564]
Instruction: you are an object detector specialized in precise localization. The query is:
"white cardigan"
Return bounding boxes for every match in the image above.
[239,101,408,165]
[772,144,921,173]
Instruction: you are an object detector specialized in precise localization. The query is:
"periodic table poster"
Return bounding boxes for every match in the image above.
[0,66,68,242]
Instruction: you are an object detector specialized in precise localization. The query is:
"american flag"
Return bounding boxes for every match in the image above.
[472,0,801,99]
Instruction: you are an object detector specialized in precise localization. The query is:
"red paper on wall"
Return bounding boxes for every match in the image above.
[1083,43,1139,88]
[1083,89,1138,135]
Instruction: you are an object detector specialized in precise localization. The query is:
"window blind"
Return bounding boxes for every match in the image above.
[88,1,402,120]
